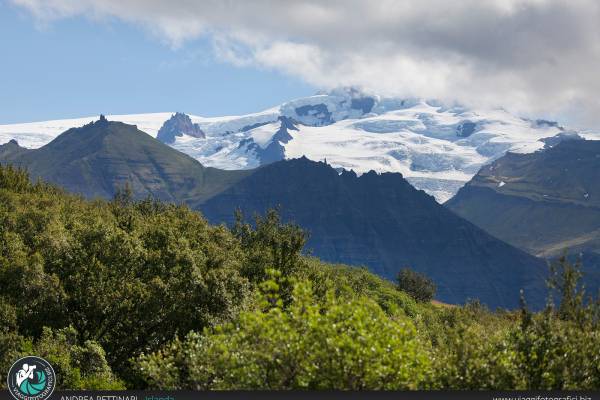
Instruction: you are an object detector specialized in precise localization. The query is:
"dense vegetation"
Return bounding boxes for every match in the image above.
[1,165,599,390]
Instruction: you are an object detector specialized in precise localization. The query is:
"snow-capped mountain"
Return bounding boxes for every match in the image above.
[1,88,598,202]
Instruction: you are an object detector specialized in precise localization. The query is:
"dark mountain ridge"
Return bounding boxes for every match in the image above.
[200,156,547,308]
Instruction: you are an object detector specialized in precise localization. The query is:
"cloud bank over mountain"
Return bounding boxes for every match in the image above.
[11,0,600,127]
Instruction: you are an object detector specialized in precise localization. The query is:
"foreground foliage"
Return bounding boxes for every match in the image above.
[137,271,430,390]
[0,165,599,390]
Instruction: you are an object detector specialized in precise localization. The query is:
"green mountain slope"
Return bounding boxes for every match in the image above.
[446,140,600,296]
[0,116,250,203]
[447,140,600,257]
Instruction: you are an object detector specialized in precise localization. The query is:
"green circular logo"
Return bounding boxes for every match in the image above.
[7,356,55,400]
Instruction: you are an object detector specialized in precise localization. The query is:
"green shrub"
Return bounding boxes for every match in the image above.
[432,258,600,390]
[397,268,436,302]
[433,323,519,389]
[232,209,307,283]
[135,279,432,390]
[297,259,421,317]
[27,327,124,389]
[0,170,252,378]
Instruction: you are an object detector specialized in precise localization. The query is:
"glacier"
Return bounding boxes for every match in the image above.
[1,88,598,202]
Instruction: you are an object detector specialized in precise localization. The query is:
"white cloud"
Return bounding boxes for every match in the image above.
[10,0,600,127]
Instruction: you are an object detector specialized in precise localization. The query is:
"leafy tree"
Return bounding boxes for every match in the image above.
[433,257,600,390]
[511,256,600,389]
[0,298,26,385]
[396,268,436,302]
[547,255,587,323]
[297,259,419,317]
[433,322,519,389]
[0,166,252,379]
[0,165,30,193]
[510,307,600,389]
[233,209,307,281]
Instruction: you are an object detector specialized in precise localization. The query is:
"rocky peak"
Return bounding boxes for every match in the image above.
[157,112,205,144]
[0,138,31,161]
[97,114,109,127]
[540,131,584,149]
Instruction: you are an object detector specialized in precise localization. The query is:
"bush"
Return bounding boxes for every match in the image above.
[432,257,600,390]
[0,326,123,390]
[433,322,519,389]
[396,268,436,302]
[26,327,124,390]
[297,259,421,317]
[135,279,432,390]
[232,209,307,282]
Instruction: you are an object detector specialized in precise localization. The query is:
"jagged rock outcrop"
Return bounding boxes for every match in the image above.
[157,112,205,144]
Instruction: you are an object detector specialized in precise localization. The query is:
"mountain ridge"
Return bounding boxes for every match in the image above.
[199,156,548,308]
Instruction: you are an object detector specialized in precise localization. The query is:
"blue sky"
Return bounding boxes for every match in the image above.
[0,2,315,124]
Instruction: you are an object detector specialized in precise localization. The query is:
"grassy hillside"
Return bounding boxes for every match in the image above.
[446,140,600,297]
[1,165,599,390]
[448,186,600,257]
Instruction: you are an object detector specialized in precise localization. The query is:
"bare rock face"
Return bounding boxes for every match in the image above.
[238,116,299,165]
[157,112,205,144]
